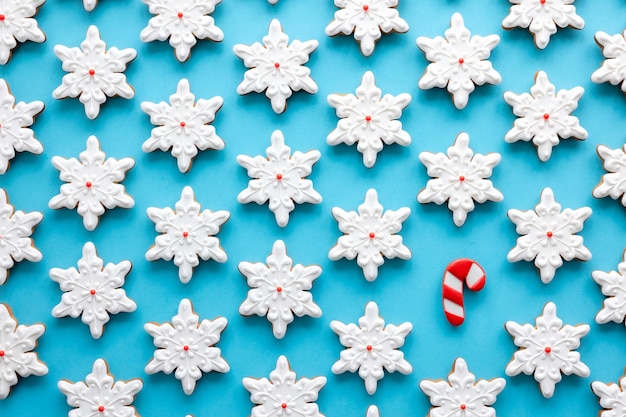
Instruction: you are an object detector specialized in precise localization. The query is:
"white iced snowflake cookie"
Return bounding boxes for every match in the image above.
[141,78,224,173]
[420,358,506,417]
[0,303,48,399]
[329,189,410,281]
[504,71,587,161]
[592,369,626,417]
[146,186,229,283]
[502,0,584,49]
[239,240,322,339]
[50,242,136,339]
[233,19,318,114]
[505,301,590,398]
[593,144,626,206]
[592,30,626,93]
[331,301,412,395]
[59,358,143,416]
[417,132,503,227]
[417,13,501,110]
[140,0,224,62]
[592,250,626,326]
[49,135,135,231]
[243,355,326,417]
[145,299,229,395]
[325,0,409,57]
[237,130,321,227]
[507,187,591,283]
[52,25,137,120]
[82,0,98,11]
[0,0,45,65]
[327,71,411,168]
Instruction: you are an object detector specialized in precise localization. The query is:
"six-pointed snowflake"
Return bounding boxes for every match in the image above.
[146,186,229,283]
[52,25,137,119]
[331,301,412,394]
[592,30,626,93]
[592,250,626,326]
[0,188,42,285]
[593,144,626,206]
[145,298,229,395]
[237,130,322,227]
[49,135,135,231]
[59,358,143,416]
[329,188,410,281]
[502,0,585,49]
[416,13,501,109]
[0,303,48,399]
[243,355,326,417]
[0,0,45,65]
[592,369,626,417]
[504,71,587,161]
[327,71,411,168]
[417,132,503,227]
[50,242,136,339]
[505,302,590,398]
[239,240,322,339]
[233,19,318,114]
[141,78,224,173]
[140,0,224,62]
[325,0,409,56]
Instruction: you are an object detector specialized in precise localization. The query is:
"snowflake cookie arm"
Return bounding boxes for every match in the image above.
[593,144,626,206]
[592,250,626,325]
[0,0,45,65]
[591,31,626,93]
[592,370,626,417]
[83,0,98,11]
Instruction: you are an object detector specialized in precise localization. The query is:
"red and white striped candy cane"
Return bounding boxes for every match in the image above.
[442,259,486,326]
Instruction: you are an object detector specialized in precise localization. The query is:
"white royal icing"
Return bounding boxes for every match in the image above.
[592,30,626,93]
[416,13,501,109]
[0,188,42,286]
[243,355,326,417]
[49,135,135,231]
[592,250,626,326]
[327,71,411,168]
[504,71,587,162]
[239,240,322,339]
[141,78,224,173]
[145,299,229,395]
[502,0,584,49]
[507,187,592,284]
[417,132,503,227]
[505,302,590,398]
[420,358,506,417]
[366,406,380,417]
[331,301,412,395]
[237,130,321,227]
[0,0,45,65]
[52,25,137,120]
[0,303,48,399]
[325,0,409,56]
[146,186,229,283]
[140,0,224,62]
[233,19,318,114]
[593,144,626,206]
[329,189,410,282]
[82,0,98,11]
[592,370,626,417]
[58,358,143,416]
[50,242,136,339]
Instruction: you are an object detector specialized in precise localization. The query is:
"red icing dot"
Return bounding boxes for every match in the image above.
[276,173,283,180]
[363,5,369,11]
[459,176,465,182]
[180,121,186,127]
[543,113,550,120]
[281,403,288,409]
[98,406,105,413]
[0,15,4,21]
[88,69,95,76]
[0,351,5,357]
[369,232,375,239]
[85,182,92,188]
[545,346,551,353]
[183,345,189,351]
[276,287,283,293]
[458,58,465,65]
[366,345,373,351]
[274,62,280,68]
[460,404,467,410]
[546,231,553,238]
[365,115,372,122]
[177,12,183,18]
[90,289,96,295]
[540,0,546,4]
[182,231,189,238]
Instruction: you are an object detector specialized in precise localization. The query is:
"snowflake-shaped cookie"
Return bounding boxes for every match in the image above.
[507,187,591,283]
[52,25,137,120]
[592,30,626,93]
[141,78,224,173]
[237,130,322,227]
[593,144,626,206]
[417,132,503,227]
[325,0,409,56]
[243,355,326,417]
[145,298,229,395]
[327,71,411,168]
[0,303,47,399]
[49,135,135,231]
[82,0,98,11]
[592,369,626,417]
[502,0,584,49]
[420,358,506,417]
[331,301,412,394]
[239,240,322,339]
[504,71,587,161]
[146,186,229,283]
[140,0,224,62]
[329,189,410,281]
[59,358,143,416]
[233,19,318,114]
[592,250,626,326]
[505,301,590,398]
[0,0,45,65]
[50,242,136,339]
[416,13,501,110]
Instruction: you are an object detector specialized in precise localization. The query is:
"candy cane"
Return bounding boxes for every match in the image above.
[442,259,486,326]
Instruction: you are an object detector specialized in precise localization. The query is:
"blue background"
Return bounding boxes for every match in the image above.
[1,1,626,416]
